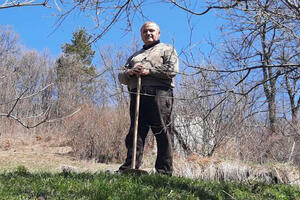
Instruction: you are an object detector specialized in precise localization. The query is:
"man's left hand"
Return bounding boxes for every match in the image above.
[140,68,150,76]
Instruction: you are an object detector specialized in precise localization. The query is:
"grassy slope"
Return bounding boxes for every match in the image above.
[0,134,299,199]
[0,166,299,200]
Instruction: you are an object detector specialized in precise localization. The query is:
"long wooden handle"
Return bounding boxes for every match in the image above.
[131,76,141,169]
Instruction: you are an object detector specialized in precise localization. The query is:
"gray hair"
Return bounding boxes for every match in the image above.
[140,21,160,32]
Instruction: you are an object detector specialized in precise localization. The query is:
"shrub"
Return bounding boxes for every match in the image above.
[63,103,129,163]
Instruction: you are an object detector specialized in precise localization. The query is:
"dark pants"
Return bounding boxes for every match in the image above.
[119,86,174,175]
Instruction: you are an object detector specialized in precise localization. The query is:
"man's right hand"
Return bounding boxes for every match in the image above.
[129,65,144,76]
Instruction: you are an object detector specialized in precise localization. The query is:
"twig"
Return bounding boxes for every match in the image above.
[6,88,28,118]
[184,63,300,74]
[89,0,132,44]
[0,110,49,129]
[0,83,54,106]
[169,0,240,16]
[0,105,81,129]
[46,107,82,123]
[0,0,49,9]
[273,167,285,184]
[222,190,237,200]
[288,140,296,163]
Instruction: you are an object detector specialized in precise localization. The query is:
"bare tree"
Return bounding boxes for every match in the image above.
[0,26,56,128]
[198,0,300,133]
[204,0,300,163]
[98,39,141,107]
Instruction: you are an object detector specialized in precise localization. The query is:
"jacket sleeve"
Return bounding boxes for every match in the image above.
[118,57,133,85]
[150,46,179,80]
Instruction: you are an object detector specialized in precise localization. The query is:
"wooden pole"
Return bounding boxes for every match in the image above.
[131,76,141,169]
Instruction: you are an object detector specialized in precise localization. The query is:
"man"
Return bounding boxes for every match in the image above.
[118,21,179,175]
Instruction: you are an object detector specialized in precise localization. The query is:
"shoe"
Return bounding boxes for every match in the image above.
[104,170,115,174]
[114,169,125,174]
[155,169,172,176]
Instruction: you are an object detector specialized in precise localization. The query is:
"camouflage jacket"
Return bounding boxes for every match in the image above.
[118,42,179,90]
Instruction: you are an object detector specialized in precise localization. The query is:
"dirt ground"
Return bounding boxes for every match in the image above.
[1,132,299,186]
[0,133,120,173]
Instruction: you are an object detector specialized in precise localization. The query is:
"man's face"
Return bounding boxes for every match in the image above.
[141,23,160,46]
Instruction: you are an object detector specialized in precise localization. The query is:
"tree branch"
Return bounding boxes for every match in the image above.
[0,83,54,106]
[0,0,50,9]
[0,104,51,128]
[90,0,132,44]
[169,0,241,16]
[184,63,300,75]
[6,88,28,118]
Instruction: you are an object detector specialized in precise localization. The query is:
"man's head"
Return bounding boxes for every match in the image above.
[140,22,160,46]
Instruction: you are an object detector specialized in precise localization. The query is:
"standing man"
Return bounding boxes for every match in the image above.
[118,21,179,175]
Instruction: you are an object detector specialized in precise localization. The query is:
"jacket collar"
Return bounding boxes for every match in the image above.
[143,40,160,50]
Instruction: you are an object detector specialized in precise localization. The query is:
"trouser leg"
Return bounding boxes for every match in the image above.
[120,124,149,170]
[154,130,173,174]
[150,89,174,175]
[119,93,149,170]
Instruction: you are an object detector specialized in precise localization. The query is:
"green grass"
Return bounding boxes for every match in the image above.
[0,166,299,200]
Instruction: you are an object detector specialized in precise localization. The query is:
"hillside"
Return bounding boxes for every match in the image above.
[0,131,299,187]
[0,133,120,173]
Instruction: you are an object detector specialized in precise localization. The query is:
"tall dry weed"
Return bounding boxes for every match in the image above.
[62,103,129,163]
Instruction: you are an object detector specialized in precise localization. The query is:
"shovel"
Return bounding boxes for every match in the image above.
[124,75,148,175]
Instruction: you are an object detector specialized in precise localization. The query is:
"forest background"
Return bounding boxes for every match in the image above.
[0,0,299,182]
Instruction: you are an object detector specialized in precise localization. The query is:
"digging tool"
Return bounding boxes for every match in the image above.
[124,75,148,175]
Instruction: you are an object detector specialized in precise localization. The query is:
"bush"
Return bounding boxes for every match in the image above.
[63,103,129,163]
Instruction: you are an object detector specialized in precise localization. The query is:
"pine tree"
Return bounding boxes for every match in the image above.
[62,29,94,61]
[55,28,97,115]
[59,28,96,78]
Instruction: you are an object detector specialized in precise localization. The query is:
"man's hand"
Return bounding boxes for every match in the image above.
[129,65,150,76]
[140,68,150,76]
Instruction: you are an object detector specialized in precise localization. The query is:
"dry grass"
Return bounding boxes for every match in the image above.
[0,112,299,187]
[1,128,299,186]
[0,119,120,173]
[173,153,300,186]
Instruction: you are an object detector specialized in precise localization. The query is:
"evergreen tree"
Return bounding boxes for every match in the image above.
[61,28,96,76]
[55,28,97,115]
[62,29,94,61]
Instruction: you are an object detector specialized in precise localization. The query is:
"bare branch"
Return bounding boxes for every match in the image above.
[6,88,28,117]
[46,106,81,123]
[89,0,132,44]
[0,105,82,129]
[0,0,50,9]
[169,0,241,15]
[0,105,50,128]
[183,63,300,75]
[0,83,54,106]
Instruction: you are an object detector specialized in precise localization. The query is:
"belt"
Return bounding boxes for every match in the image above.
[130,86,171,94]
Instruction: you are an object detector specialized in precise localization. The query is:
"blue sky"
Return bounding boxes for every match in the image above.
[0,2,221,61]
